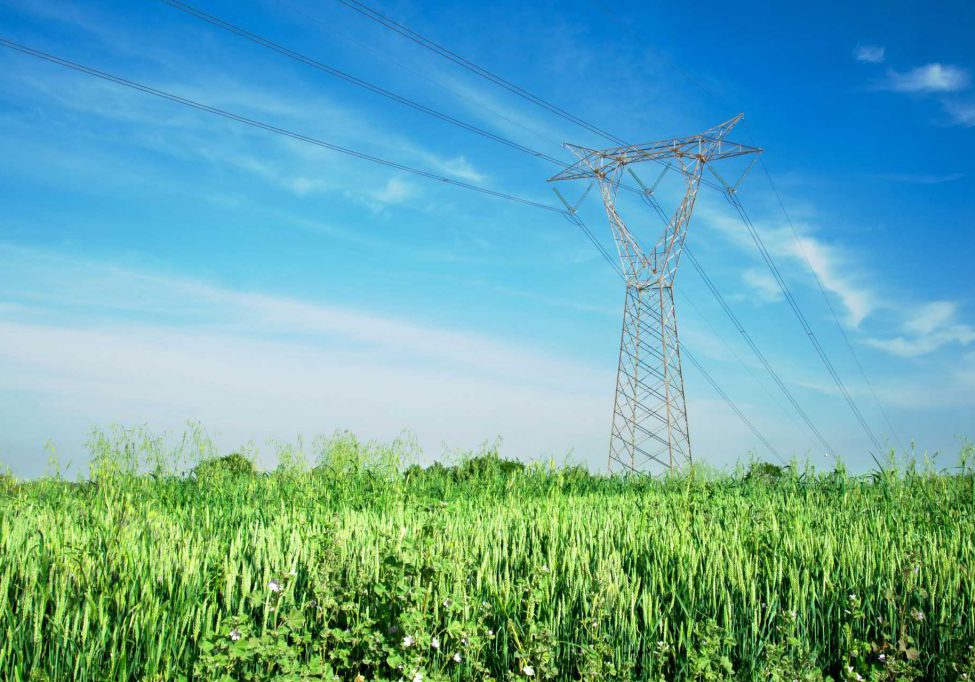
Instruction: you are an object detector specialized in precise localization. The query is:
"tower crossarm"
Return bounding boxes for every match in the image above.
[547,115,761,183]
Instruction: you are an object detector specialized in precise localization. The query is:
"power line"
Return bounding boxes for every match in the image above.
[0,37,781,463]
[723,192,884,453]
[748,146,906,453]
[0,38,563,215]
[157,0,717,204]
[333,0,627,146]
[157,0,567,166]
[269,0,566,148]
[681,346,785,464]
[678,285,816,447]
[683,248,837,457]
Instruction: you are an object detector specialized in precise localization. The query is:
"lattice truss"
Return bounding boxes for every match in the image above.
[549,115,761,473]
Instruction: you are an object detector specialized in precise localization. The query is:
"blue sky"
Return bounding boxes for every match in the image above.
[1,0,973,476]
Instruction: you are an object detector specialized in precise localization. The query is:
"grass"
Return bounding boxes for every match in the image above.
[1,426,974,681]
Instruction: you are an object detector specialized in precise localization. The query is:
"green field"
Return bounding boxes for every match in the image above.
[1,427,974,681]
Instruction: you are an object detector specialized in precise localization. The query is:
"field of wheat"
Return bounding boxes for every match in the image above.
[1,428,973,681]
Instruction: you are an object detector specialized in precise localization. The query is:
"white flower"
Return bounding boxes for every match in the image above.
[879,653,886,662]
[289,569,297,577]
[523,665,535,677]
[461,637,469,646]
[856,674,864,682]
[402,635,415,648]
[911,608,925,622]
[268,579,283,593]
[487,629,494,636]
[229,628,241,641]
[453,652,462,663]
[431,637,440,650]
[411,671,423,682]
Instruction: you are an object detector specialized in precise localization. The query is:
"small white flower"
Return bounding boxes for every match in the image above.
[431,637,440,650]
[461,637,469,646]
[229,628,241,641]
[848,593,857,601]
[453,652,462,663]
[523,665,535,677]
[402,635,415,648]
[856,674,865,682]
[911,608,925,622]
[411,671,423,682]
[879,653,886,662]
[288,569,297,577]
[487,629,494,636]
[268,579,283,593]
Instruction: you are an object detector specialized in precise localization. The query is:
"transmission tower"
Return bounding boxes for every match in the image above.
[549,115,762,474]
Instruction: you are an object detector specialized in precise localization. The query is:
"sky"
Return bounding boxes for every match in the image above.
[0,0,973,477]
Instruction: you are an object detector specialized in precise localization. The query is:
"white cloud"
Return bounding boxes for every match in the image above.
[698,205,875,327]
[880,64,971,93]
[741,267,783,303]
[854,45,885,64]
[784,235,873,327]
[864,301,975,357]
[369,176,416,205]
[427,155,488,184]
[943,99,975,127]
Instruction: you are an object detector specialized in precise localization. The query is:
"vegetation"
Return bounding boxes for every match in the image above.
[1,426,974,681]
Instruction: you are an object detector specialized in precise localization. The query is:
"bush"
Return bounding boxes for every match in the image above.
[193,452,256,478]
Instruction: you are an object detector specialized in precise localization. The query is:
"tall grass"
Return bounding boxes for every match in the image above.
[1,427,973,680]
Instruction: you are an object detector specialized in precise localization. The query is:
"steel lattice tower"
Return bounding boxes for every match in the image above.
[549,115,761,473]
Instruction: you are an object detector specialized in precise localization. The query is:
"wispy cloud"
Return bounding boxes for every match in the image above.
[698,205,875,327]
[872,172,964,185]
[0,243,615,472]
[943,99,975,127]
[741,267,783,303]
[864,301,975,357]
[879,64,971,93]
[853,45,885,64]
